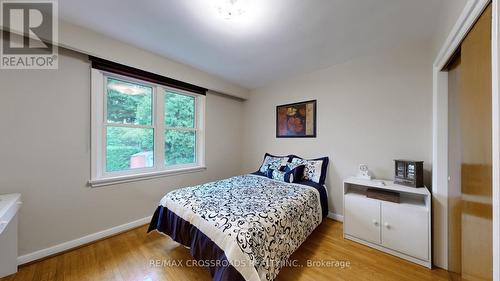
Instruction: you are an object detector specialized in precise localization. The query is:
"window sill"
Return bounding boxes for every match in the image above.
[89,166,207,188]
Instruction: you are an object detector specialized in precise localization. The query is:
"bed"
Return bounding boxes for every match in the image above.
[148,155,329,281]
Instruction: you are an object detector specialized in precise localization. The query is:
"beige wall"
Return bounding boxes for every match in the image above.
[241,43,433,216]
[0,48,245,256]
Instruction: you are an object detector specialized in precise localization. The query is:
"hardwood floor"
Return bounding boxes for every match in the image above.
[1,219,450,281]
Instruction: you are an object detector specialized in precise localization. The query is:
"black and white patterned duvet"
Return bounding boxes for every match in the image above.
[160,174,322,281]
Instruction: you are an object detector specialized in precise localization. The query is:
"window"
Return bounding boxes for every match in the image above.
[90,70,206,187]
[164,90,197,166]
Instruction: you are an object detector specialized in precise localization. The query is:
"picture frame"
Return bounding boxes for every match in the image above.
[276,100,317,138]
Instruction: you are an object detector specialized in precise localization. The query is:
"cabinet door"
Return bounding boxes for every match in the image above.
[344,194,381,244]
[381,202,428,260]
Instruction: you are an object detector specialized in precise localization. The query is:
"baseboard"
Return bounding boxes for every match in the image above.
[327,212,344,222]
[18,212,342,265]
[17,216,152,265]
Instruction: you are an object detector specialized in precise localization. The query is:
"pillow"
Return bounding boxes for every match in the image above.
[266,163,305,183]
[267,168,292,183]
[290,156,329,185]
[285,162,306,182]
[258,153,290,173]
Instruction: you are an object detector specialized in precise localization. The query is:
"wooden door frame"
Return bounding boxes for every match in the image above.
[432,0,494,272]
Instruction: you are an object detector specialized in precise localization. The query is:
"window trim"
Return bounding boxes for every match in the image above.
[89,69,206,187]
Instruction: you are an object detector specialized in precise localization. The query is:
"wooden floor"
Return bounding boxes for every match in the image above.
[1,219,451,281]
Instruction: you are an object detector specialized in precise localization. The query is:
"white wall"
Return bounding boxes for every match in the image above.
[241,43,433,217]
[57,21,249,99]
[432,0,469,58]
[0,48,245,256]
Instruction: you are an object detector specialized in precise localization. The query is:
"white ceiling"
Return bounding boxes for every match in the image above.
[59,0,443,89]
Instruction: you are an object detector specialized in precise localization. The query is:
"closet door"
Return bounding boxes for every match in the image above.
[447,53,462,278]
[460,5,493,280]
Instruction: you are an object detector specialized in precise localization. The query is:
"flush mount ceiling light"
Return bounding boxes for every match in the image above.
[216,0,245,20]
[184,0,271,34]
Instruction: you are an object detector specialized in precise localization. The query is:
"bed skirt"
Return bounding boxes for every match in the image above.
[147,206,245,281]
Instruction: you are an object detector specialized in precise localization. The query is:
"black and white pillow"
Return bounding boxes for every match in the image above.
[258,153,290,173]
[290,156,329,185]
[267,163,305,183]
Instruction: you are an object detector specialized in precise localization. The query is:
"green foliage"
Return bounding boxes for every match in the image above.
[106,127,154,172]
[106,78,152,125]
[165,91,196,166]
[165,91,195,128]
[165,130,196,166]
[106,146,142,172]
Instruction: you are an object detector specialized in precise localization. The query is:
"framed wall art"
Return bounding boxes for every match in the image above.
[276,100,316,138]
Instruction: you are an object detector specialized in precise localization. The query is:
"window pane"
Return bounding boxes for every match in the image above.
[165,91,195,128]
[165,130,196,166]
[107,78,152,125]
[106,126,154,172]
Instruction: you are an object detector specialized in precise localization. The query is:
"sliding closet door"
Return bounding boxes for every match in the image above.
[448,4,492,281]
[448,53,462,280]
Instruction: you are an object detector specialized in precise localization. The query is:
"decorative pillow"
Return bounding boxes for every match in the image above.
[266,163,305,183]
[258,153,290,173]
[285,162,306,182]
[267,169,293,183]
[290,156,329,185]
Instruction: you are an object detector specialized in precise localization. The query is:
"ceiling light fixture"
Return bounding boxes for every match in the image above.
[216,0,245,20]
[184,0,270,34]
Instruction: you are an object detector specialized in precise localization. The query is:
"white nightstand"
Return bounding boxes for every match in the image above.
[343,177,431,268]
[0,194,22,278]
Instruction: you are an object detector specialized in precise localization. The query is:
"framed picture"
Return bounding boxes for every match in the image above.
[276,100,317,138]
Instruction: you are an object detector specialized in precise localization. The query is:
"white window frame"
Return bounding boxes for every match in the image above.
[89,69,206,187]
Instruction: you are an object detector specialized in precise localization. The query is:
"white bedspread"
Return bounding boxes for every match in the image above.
[160,174,322,281]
